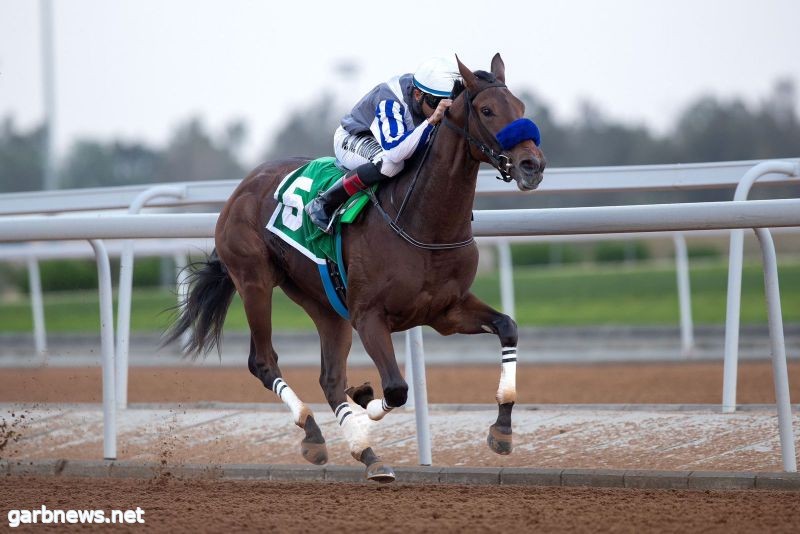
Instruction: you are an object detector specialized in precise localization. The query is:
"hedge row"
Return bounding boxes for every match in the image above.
[0,257,176,293]
[509,242,721,267]
[0,245,723,293]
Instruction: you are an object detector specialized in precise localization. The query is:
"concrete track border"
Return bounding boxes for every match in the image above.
[3,459,799,491]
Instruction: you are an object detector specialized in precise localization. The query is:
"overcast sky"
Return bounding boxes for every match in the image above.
[1,0,798,165]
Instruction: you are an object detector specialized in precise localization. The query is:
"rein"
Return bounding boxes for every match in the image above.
[364,126,475,251]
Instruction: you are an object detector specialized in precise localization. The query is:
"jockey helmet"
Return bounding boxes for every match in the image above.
[412,56,459,98]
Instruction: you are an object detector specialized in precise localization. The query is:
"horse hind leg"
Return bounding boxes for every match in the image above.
[270,374,327,465]
[432,292,517,456]
[244,325,328,465]
[217,190,326,464]
[237,273,328,465]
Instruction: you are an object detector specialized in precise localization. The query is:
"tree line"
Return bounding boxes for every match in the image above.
[1,78,798,194]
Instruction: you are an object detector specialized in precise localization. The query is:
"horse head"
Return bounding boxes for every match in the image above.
[450,54,546,191]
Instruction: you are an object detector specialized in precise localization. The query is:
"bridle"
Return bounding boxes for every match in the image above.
[364,81,518,251]
[442,81,516,182]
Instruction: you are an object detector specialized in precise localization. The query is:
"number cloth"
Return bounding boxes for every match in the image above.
[266,157,372,265]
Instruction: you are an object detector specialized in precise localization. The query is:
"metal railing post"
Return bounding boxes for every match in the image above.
[404,330,415,409]
[116,185,186,408]
[497,240,515,319]
[90,239,116,460]
[722,160,800,412]
[408,326,432,465]
[173,252,192,350]
[672,233,695,357]
[26,256,48,359]
[754,227,797,472]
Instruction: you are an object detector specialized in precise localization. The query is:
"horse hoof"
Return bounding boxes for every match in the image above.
[300,440,328,465]
[487,424,513,455]
[345,382,375,409]
[366,461,396,483]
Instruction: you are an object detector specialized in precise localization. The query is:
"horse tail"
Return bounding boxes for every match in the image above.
[163,249,236,358]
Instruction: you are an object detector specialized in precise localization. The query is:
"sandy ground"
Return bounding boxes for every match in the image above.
[2,477,799,533]
[1,361,799,404]
[3,362,800,532]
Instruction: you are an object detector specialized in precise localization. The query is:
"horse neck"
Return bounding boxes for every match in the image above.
[390,122,480,242]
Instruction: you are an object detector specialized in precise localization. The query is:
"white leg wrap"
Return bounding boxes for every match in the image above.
[334,402,371,457]
[272,378,310,426]
[496,347,518,404]
[366,398,393,421]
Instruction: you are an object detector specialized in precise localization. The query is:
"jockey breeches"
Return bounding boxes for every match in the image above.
[333,126,403,178]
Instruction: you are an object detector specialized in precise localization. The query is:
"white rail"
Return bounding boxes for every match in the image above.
[723,161,800,412]
[1,159,798,216]
[2,199,800,242]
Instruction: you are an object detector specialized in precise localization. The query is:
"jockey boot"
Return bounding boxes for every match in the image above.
[305,163,380,234]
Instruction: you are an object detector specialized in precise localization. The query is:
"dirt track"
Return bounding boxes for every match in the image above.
[2,477,799,533]
[1,361,799,404]
[3,362,800,532]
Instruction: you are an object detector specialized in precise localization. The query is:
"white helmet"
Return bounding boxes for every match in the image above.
[412,56,459,97]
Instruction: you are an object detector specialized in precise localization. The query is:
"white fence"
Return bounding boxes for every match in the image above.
[0,197,799,471]
[0,159,799,470]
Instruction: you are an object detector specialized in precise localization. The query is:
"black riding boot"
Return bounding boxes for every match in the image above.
[305,163,382,234]
[305,177,351,234]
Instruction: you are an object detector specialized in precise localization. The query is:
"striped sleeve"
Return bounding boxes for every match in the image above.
[372,99,434,174]
[374,99,408,149]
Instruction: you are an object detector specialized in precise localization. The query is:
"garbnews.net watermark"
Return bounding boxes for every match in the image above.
[7,505,145,527]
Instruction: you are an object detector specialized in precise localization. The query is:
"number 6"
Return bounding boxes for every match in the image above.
[281,176,313,231]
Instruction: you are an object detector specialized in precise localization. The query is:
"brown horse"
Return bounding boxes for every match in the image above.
[166,54,546,482]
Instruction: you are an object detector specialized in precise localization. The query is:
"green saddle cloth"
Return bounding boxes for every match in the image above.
[265,157,373,263]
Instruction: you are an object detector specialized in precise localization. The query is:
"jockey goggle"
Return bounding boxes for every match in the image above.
[422,93,447,110]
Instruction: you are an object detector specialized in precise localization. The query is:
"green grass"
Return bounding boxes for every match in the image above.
[471,260,800,325]
[0,260,798,333]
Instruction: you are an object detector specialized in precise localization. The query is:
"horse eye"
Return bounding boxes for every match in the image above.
[480,107,493,117]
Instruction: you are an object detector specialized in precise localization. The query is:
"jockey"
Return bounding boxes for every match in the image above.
[305,56,460,233]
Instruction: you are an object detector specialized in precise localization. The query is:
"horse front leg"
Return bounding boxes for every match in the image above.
[318,313,395,482]
[352,314,409,420]
[432,292,517,455]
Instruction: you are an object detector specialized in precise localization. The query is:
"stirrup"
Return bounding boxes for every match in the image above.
[320,215,336,235]
[306,197,336,234]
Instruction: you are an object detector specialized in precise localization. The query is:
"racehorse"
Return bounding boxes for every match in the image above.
[165,54,546,482]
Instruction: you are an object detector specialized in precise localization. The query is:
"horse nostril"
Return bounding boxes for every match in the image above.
[519,159,537,174]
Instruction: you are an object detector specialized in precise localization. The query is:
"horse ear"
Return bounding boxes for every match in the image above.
[491,53,505,83]
[455,55,479,92]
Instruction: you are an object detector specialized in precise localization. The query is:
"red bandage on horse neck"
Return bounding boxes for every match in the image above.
[343,173,367,196]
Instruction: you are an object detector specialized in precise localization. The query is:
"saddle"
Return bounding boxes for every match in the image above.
[265,157,375,319]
